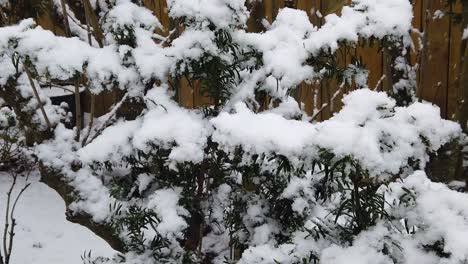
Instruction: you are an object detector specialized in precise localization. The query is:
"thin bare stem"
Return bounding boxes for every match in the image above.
[0,6,7,26]
[432,82,442,103]
[81,90,95,147]
[40,84,75,94]
[85,92,129,146]
[382,49,394,92]
[310,83,345,122]
[74,80,82,142]
[2,171,30,264]
[417,0,432,101]
[81,0,104,48]
[59,0,71,37]
[80,0,93,45]
[24,66,52,129]
[2,174,16,263]
[4,219,14,264]
[373,75,386,91]
[5,181,30,264]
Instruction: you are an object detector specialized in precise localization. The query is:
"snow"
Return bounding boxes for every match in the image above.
[0,172,115,264]
[0,0,414,103]
[167,0,248,28]
[212,89,461,177]
[78,119,140,164]
[231,0,413,102]
[433,10,445,20]
[235,8,317,90]
[212,101,317,156]
[80,87,210,164]
[319,224,393,264]
[132,88,210,163]
[388,171,468,262]
[147,188,189,238]
[104,0,162,33]
[1,0,466,263]
[237,170,468,264]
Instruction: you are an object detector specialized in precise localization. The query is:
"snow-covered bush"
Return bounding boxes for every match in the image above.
[0,0,466,263]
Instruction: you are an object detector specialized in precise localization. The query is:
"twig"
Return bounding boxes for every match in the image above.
[382,49,394,92]
[0,6,7,25]
[81,0,104,48]
[373,75,386,91]
[72,0,95,143]
[67,14,90,32]
[155,29,177,46]
[417,0,432,101]
[40,84,75,94]
[81,91,95,147]
[24,66,52,130]
[0,244,3,264]
[74,79,82,142]
[85,92,129,146]
[310,83,345,122]
[2,174,16,264]
[5,181,30,264]
[2,171,31,264]
[59,0,71,37]
[432,82,442,103]
[83,6,92,45]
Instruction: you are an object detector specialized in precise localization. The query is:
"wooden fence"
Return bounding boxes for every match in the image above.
[36,0,466,121]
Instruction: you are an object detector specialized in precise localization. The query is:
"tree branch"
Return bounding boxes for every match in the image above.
[74,79,82,142]
[39,165,126,252]
[59,0,71,37]
[81,0,104,48]
[417,0,432,101]
[24,66,52,130]
[81,91,95,147]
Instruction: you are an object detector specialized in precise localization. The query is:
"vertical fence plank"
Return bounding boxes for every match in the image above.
[321,0,345,16]
[272,0,285,20]
[179,76,194,108]
[296,0,322,117]
[411,0,423,97]
[193,81,214,108]
[247,1,265,32]
[320,0,347,120]
[263,0,274,24]
[357,41,383,90]
[420,0,450,118]
[297,0,320,26]
[36,13,66,37]
[157,0,170,35]
[447,0,463,120]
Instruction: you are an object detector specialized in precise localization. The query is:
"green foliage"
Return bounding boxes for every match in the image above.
[180,28,242,112]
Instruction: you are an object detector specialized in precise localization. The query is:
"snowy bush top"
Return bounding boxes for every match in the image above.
[0,0,413,97]
[212,89,460,177]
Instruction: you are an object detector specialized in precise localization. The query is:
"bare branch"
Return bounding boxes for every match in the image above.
[85,92,129,146]
[417,0,432,101]
[5,178,30,264]
[39,165,126,252]
[74,80,82,142]
[59,0,71,37]
[310,83,345,122]
[24,66,52,130]
[373,75,386,91]
[81,0,104,48]
[81,91,95,147]
[2,173,16,262]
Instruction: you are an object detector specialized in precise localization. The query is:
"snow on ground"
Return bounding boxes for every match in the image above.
[0,172,115,264]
